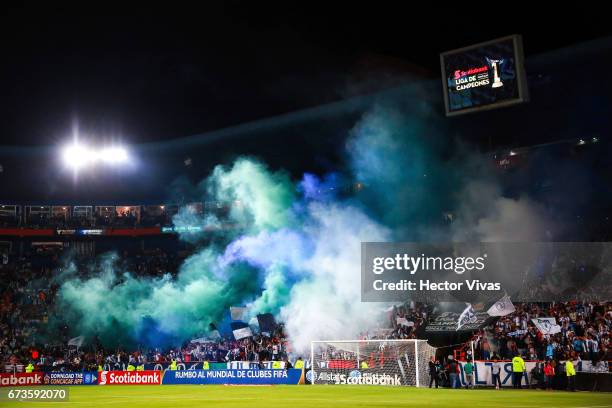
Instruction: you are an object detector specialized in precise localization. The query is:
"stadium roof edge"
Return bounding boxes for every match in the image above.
[0,36,610,157]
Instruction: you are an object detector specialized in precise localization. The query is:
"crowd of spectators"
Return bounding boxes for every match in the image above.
[2,245,610,375]
[0,214,20,228]
[385,303,431,340]
[0,246,189,372]
[11,324,291,373]
[119,248,182,278]
[0,208,172,229]
[3,329,290,373]
[355,303,431,341]
[23,211,170,229]
[471,302,612,364]
[0,251,59,371]
[0,202,238,229]
[377,300,611,375]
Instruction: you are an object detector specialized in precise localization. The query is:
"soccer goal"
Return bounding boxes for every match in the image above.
[310,339,436,387]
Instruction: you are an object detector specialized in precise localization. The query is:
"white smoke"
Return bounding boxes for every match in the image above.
[281,203,391,352]
[221,201,391,352]
[452,180,550,242]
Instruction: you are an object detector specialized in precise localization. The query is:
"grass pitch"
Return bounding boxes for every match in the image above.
[2,385,610,407]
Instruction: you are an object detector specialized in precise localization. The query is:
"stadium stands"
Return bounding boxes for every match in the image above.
[0,202,236,229]
[2,245,609,375]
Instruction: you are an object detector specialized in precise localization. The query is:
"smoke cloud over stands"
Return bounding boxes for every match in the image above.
[54,89,549,351]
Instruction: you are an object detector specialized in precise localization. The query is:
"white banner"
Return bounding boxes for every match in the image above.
[532,317,561,335]
[458,361,534,387]
[458,360,607,387]
[232,327,253,340]
[487,295,515,317]
[189,337,215,344]
[396,317,414,327]
[576,360,609,373]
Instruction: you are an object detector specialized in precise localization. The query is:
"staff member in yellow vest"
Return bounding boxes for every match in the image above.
[294,357,305,370]
[136,364,145,371]
[512,353,526,389]
[169,359,178,371]
[272,360,282,369]
[565,359,576,391]
[360,360,369,369]
[25,362,34,373]
[126,363,135,371]
[202,360,210,370]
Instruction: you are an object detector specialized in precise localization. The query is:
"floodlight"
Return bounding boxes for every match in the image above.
[61,142,130,170]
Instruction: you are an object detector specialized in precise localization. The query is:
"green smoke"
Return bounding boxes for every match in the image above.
[246,263,291,317]
[56,248,267,347]
[207,158,296,232]
[347,105,457,239]
[52,92,547,352]
[54,158,296,348]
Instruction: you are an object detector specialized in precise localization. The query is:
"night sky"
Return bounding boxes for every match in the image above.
[1,5,611,202]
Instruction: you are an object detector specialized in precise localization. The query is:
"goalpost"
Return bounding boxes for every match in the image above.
[310,339,436,387]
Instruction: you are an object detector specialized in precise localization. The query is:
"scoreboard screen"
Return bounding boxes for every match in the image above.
[440,35,528,116]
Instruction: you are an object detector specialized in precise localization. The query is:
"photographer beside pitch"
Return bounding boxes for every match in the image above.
[428,357,439,388]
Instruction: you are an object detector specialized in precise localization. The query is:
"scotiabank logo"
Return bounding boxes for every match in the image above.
[98,371,161,385]
[454,66,488,79]
[0,373,43,387]
[336,372,401,385]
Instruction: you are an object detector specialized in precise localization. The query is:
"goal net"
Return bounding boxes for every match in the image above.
[310,339,435,387]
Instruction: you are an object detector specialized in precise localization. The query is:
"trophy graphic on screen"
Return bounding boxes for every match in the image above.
[486,57,504,88]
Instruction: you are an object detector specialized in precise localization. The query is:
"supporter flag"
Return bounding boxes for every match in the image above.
[456,303,476,331]
[396,317,414,327]
[257,313,276,334]
[190,337,214,344]
[532,317,562,335]
[233,327,253,340]
[230,307,247,321]
[67,335,85,347]
[208,322,221,340]
[508,329,527,337]
[231,322,253,340]
[486,295,515,317]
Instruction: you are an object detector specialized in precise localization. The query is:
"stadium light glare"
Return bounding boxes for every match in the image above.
[62,142,129,170]
[62,143,94,169]
[100,147,129,164]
